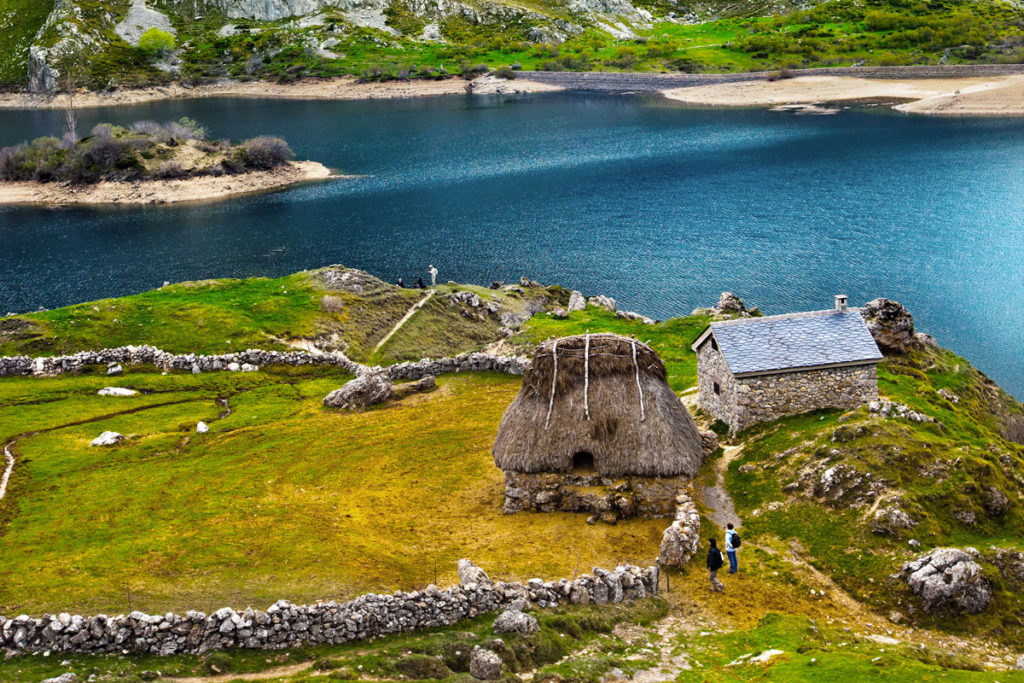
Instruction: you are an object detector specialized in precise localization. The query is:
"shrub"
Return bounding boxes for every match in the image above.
[393,654,453,679]
[494,65,516,79]
[138,28,176,58]
[239,136,293,170]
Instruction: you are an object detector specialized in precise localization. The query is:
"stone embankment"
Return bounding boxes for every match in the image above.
[658,489,701,568]
[520,64,1024,92]
[0,346,529,380]
[0,562,657,657]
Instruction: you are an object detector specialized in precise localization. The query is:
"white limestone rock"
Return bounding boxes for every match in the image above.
[567,290,586,312]
[469,646,502,680]
[98,387,137,396]
[114,0,176,46]
[90,431,124,447]
[457,558,492,586]
[896,548,991,614]
[197,421,209,433]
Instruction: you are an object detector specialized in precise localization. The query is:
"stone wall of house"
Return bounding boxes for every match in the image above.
[502,471,689,520]
[695,340,738,427]
[731,364,878,433]
[0,563,657,657]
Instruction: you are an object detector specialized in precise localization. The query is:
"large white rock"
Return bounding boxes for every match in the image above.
[196,421,209,433]
[90,431,124,447]
[323,372,392,410]
[457,558,492,586]
[896,548,991,614]
[98,387,137,396]
[567,290,586,312]
[114,0,176,46]
[469,647,502,680]
[493,609,539,635]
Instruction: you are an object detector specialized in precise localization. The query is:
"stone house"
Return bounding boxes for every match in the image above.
[692,295,883,434]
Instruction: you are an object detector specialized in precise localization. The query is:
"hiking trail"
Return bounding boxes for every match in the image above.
[372,289,436,354]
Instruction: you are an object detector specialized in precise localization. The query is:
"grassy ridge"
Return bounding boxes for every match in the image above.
[0,0,51,86]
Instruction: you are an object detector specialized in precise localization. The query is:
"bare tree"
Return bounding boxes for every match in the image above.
[52,43,86,143]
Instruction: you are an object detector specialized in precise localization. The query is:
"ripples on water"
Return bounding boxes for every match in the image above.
[0,94,1021,397]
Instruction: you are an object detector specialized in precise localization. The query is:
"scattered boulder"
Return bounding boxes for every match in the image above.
[860,298,915,353]
[323,372,393,410]
[896,548,991,614]
[390,374,437,400]
[90,431,124,447]
[97,387,137,396]
[1016,654,1024,670]
[984,486,1010,516]
[469,647,503,680]
[492,609,539,635]
[567,290,586,312]
[241,363,259,372]
[457,558,491,586]
[872,507,916,535]
[549,308,568,319]
[196,421,209,434]
[716,291,745,313]
[41,674,79,683]
[106,363,123,376]
[616,310,656,325]
[587,295,616,311]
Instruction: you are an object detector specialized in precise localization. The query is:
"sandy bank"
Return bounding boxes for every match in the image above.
[0,160,336,206]
[0,76,562,110]
[661,74,1024,115]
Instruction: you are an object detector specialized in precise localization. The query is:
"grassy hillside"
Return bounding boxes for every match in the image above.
[6,0,1024,90]
[0,266,565,363]
[2,273,1024,681]
[0,0,51,86]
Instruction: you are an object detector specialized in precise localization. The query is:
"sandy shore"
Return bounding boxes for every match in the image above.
[0,161,337,206]
[0,75,562,110]
[661,74,1024,115]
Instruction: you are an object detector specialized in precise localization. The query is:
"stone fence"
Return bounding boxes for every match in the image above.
[0,563,657,657]
[0,346,530,380]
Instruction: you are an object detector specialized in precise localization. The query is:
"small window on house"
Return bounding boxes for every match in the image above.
[713,382,721,395]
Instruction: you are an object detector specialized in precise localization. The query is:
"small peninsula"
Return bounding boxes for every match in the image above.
[0,118,333,206]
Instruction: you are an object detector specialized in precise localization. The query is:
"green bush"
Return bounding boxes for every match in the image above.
[138,28,176,58]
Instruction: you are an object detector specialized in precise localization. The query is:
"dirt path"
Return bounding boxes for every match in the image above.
[0,440,15,501]
[697,444,744,530]
[163,662,314,683]
[372,290,436,354]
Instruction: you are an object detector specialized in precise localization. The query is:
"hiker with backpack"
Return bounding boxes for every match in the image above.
[725,523,741,574]
[707,539,725,592]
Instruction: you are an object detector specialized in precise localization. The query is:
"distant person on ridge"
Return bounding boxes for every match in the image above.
[428,264,438,287]
[707,539,725,592]
[725,523,740,574]
[397,277,405,288]
[416,277,425,289]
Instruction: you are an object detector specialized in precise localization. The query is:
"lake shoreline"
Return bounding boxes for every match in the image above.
[2,65,1024,115]
[0,75,562,111]
[0,160,337,206]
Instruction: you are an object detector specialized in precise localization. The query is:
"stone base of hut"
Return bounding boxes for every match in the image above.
[502,471,690,521]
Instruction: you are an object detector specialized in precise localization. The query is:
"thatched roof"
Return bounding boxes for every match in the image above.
[492,333,704,478]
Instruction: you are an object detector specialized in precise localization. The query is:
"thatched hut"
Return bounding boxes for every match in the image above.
[493,334,705,519]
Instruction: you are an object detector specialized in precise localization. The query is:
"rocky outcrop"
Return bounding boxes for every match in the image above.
[567,290,586,312]
[114,0,176,46]
[692,291,759,319]
[390,374,437,399]
[470,646,503,679]
[860,298,916,353]
[616,310,656,325]
[492,609,538,635]
[0,562,658,657]
[89,431,124,446]
[587,295,616,311]
[323,371,392,409]
[895,548,991,614]
[658,490,700,567]
[872,506,916,535]
[458,558,492,586]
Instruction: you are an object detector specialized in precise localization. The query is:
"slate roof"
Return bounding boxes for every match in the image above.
[698,309,883,376]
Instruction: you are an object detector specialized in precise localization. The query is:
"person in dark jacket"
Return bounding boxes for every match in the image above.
[707,539,725,592]
[415,277,425,289]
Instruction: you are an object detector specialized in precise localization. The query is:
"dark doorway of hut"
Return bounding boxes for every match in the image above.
[571,451,597,474]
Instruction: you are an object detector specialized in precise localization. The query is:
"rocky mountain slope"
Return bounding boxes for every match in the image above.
[4,0,1023,92]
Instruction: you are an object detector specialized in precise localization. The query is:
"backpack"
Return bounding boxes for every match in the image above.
[732,532,741,549]
[708,548,723,570]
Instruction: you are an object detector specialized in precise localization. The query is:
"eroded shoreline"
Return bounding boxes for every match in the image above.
[0,160,337,206]
[0,75,563,110]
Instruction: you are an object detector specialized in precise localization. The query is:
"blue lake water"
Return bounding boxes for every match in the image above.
[0,93,1022,398]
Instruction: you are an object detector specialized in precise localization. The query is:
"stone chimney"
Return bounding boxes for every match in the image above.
[834,294,848,313]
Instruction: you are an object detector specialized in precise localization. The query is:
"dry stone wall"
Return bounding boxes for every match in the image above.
[658,490,701,567]
[0,563,657,657]
[503,471,689,520]
[0,347,529,380]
